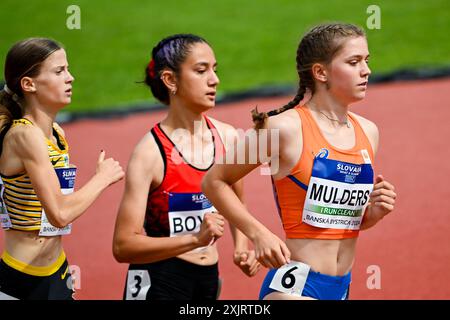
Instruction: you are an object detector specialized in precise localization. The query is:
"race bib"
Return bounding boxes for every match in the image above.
[0,178,12,230]
[303,154,373,230]
[39,166,76,236]
[125,270,151,300]
[0,290,18,300]
[168,192,217,253]
[0,207,11,229]
[269,261,311,296]
[168,192,216,237]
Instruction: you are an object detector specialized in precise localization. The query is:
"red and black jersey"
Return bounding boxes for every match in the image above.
[144,116,225,237]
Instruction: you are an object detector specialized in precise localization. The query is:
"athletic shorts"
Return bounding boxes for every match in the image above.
[124,257,220,300]
[0,251,74,300]
[259,260,351,300]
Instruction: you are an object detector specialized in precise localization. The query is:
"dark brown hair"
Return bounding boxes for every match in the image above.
[252,23,365,129]
[144,34,208,105]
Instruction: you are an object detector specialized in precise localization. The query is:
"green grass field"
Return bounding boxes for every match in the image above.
[0,0,449,113]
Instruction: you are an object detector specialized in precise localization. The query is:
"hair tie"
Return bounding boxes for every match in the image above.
[148,59,156,78]
[3,84,14,96]
[3,84,19,102]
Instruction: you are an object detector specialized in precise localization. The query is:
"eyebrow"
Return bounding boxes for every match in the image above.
[347,54,370,59]
[194,62,217,67]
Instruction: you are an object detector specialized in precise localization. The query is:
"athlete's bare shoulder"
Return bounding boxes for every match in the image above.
[266,108,302,148]
[208,117,237,136]
[207,116,239,151]
[267,108,301,131]
[5,123,44,154]
[264,108,303,177]
[0,124,47,175]
[132,130,161,164]
[126,129,165,188]
[350,112,379,154]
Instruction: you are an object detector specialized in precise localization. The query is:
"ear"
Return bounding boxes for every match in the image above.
[160,69,178,93]
[311,63,328,84]
[20,77,37,93]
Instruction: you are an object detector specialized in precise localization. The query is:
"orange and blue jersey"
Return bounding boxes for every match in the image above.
[144,116,225,238]
[272,105,375,240]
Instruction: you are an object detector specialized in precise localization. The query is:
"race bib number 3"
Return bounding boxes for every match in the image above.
[269,261,311,297]
[126,270,151,300]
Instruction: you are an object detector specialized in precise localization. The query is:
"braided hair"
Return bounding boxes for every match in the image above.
[252,22,365,129]
[144,34,208,105]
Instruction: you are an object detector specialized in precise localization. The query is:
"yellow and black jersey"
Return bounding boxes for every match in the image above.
[0,118,70,231]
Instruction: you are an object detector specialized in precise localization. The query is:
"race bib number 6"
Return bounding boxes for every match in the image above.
[269,261,311,297]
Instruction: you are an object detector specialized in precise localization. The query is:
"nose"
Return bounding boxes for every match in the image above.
[362,61,371,77]
[67,70,75,83]
[209,70,219,87]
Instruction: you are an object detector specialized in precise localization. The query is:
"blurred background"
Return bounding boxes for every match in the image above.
[1,0,448,114]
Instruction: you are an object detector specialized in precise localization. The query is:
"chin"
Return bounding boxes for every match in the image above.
[58,100,71,109]
[351,93,367,102]
[203,101,216,110]
[357,93,367,100]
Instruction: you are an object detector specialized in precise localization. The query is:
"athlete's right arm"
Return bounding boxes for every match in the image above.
[12,126,124,228]
[203,117,292,269]
[112,133,224,264]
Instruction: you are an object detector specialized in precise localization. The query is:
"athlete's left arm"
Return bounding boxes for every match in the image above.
[357,117,397,230]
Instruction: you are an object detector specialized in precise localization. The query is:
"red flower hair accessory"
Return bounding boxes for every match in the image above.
[148,59,155,78]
